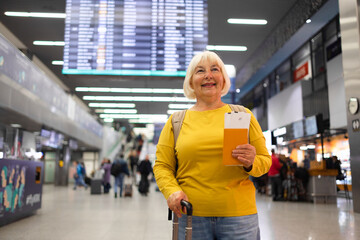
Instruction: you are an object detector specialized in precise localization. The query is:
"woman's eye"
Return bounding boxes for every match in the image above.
[196,69,204,73]
[211,68,219,72]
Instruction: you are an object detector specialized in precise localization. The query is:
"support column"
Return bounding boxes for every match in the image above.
[338,0,360,213]
[54,146,71,186]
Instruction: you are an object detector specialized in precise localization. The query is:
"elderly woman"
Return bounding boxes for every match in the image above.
[153,51,271,240]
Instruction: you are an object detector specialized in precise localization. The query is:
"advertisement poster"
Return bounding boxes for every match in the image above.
[0,159,43,226]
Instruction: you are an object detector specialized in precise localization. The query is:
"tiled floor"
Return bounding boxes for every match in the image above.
[0,183,359,240]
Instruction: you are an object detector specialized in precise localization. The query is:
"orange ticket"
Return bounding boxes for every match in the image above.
[222,128,248,166]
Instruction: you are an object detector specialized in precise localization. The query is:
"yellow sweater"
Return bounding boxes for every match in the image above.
[154,105,271,217]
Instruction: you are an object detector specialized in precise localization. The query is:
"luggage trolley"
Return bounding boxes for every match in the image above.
[168,200,193,240]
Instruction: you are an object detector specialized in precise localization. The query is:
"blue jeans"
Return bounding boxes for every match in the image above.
[74,175,87,189]
[114,173,125,195]
[178,214,260,240]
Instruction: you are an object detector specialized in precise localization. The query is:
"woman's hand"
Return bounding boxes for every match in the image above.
[167,190,189,218]
[232,144,256,169]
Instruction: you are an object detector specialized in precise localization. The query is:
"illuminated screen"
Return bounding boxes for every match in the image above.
[63,0,208,77]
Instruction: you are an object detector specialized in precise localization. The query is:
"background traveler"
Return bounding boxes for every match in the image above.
[112,154,130,198]
[137,154,153,196]
[73,161,88,190]
[101,158,112,194]
[128,149,139,178]
[154,51,271,239]
[268,149,283,201]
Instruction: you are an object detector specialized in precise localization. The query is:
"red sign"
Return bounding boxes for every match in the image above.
[293,61,309,83]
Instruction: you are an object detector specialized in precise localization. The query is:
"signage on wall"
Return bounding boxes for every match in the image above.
[326,38,342,61]
[293,61,311,83]
[273,127,287,137]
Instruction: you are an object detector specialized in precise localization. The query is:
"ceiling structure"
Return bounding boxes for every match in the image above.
[0,0,300,128]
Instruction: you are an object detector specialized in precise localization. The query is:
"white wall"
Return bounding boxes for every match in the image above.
[267,81,303,130]
[326,54,347,128]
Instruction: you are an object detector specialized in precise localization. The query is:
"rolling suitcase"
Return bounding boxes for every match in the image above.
[90,179,102,194]
[168,200,193,240]
[124,184,133,197]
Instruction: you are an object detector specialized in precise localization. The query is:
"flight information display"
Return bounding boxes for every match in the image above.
[63,0,208,77]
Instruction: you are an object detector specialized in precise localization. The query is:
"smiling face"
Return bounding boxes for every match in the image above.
[190,60,225,101]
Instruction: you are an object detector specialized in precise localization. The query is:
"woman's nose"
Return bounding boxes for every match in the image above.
[204,69,213,79]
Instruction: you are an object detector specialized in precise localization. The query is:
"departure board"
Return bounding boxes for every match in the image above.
[62,0,208,77]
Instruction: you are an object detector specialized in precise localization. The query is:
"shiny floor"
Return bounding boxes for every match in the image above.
[0,183,359,240]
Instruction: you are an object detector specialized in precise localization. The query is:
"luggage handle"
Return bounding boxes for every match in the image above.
[168,200,193,220]
[170,200,193,240]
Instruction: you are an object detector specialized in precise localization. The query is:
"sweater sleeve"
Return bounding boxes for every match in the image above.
[244,108,272,177]
[153,115,183,200]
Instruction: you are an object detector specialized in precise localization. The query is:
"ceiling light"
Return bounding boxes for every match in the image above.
[99,114,168,120]
[52,60,64,65]
[33,41,65,46]
[76,87,183,94]
[236,89,241,93]
[168,104,194,109]
[89,103,135,108]
[103,118,114,123]
[95,109,137,114]
[83,96,195,102]
[4,11,66,18]
[129,119,167,124]
[227,18,267,25]
[306,19,311,24]
[10,123,22,128]
[307,144,316,149]
[206,45,247,51]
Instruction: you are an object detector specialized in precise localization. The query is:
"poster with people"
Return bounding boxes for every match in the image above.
[0,159,43,226]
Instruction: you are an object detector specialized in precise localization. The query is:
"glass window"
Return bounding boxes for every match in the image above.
[241,91,254,109]
[292,43,310,67]
[325,19,337,41]
[253,83,263,108]
[263,78,270,100]
[314,73,326,91]
[269,72,277,98]
[312,48,325,76]
[311,32,323,51]
[276,60,291,91]
[301,78,313,97]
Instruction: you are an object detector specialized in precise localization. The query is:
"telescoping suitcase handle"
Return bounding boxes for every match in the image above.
[168,200,193,240]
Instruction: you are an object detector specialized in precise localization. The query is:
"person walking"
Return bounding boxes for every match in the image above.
[113,154,130,198]
[101,158,112,194]
[128,149,139,178]
[137,154,153,196]
[73,161,88,190]
[154,51,271,239]
[268,149,283,201]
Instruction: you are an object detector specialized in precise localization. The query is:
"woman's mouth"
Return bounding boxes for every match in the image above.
[201,83,216,87]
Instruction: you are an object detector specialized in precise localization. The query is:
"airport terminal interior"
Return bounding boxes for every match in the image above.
[1,0,360,239]
[0,184,359,240]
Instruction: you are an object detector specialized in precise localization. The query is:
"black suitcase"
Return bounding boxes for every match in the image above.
[90,179,102,194]
[169,200,193,240]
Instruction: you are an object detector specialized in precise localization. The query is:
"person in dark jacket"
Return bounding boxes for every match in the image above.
[113,154,130,198]
[137,154,153,196]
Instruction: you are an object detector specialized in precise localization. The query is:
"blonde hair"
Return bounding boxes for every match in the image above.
[183,51,231,99]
